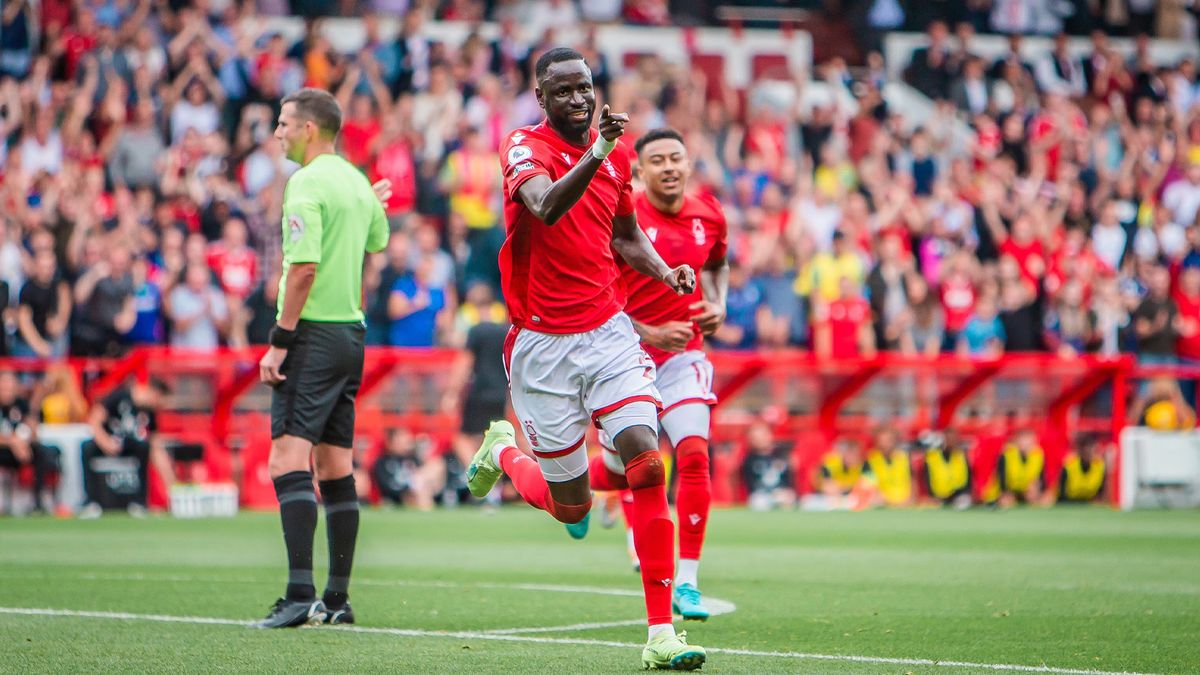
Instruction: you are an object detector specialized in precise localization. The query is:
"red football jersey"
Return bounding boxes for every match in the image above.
[499,122,635,334]
[206,244,258,300]
[815,297,870,358]
[1175,291,1200,360]
[621,192,728,365]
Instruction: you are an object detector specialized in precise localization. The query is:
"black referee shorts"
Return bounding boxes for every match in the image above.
[271,320,365,448]
[460,394,508,435]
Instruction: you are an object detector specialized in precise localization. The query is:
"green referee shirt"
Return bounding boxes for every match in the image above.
[279,153,390,323]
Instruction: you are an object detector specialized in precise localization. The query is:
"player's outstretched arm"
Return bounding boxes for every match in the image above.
[612,212,695,295]
[517,105,629,225]
[691,258,729,335]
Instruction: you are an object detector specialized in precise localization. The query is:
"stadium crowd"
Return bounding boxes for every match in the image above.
[3,3,1200,365]
[3,2,1200,514]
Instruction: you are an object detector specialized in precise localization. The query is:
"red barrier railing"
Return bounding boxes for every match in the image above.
[4,347,1193,509]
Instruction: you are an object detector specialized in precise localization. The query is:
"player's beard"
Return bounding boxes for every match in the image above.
[556,108,593,142]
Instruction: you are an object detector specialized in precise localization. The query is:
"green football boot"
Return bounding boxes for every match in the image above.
[466,421,514,498]
[642,630,706,670]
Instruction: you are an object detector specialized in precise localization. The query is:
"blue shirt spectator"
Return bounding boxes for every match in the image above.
[388,265,445,347]
[959,298,1006,356]
[712,263,761,349]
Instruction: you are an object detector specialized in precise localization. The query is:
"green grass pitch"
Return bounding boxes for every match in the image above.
[1,507,1197,674]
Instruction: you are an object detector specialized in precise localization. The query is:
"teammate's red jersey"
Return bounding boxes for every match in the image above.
[621,191,728,365]
[499,122,635,334]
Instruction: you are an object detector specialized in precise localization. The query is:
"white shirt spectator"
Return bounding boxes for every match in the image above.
[1163,176,1200,227]
[793,198,842,252]
[168,282,228,350]
[170,100,220,144]
[241,147,279,197]
[964,78,988,115]
[1092,221,1127,271]
[0,235,23,299]
[524,0,580,39]
[1036,53,1087,98]
[19,129,63,175]
[580,0,621,21]
[124,45,166,81]
[1158,222,1188,259]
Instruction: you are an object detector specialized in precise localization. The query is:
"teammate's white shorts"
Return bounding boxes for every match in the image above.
[657,349,717,446]
[505,312,662,482]
[656,349,717,416]
[599,349,717,472]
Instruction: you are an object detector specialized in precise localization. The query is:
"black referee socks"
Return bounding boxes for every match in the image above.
[319,474,360,610]
[274,471,318,602]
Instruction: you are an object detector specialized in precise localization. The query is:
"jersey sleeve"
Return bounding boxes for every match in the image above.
[365,185,390,254]
[501,133,550,202]
[283,174,324,264]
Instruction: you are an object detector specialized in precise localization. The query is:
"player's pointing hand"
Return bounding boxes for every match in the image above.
[598,104,629,142]
[664,264,696,295]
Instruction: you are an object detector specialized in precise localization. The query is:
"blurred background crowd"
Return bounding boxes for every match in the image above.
[3,0,1200,366]
[4,0,1200,515]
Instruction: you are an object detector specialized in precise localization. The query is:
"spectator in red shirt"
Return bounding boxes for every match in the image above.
[370,100,418,225]
[57,7,97,81]
[940,251,978,349]
[336,55,392,170]
[814,278,875,360]
[1174,263,1200,366]
[206,217,258,302]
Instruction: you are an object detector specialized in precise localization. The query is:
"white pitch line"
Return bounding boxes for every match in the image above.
[4,571,647,598]
[0,606,1158,675]
[484,596,738,635]
[482,618,645,634]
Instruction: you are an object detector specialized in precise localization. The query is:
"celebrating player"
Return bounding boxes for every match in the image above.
[586,128,728,622]
[463,48,707,670]
[255,88,390,629]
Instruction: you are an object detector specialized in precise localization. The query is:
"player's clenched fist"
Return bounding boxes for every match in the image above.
[664,264,696,295]
[597,105,629,142]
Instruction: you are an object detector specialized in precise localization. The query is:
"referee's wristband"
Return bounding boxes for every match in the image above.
[269,324,298,349]
[591,136,617,160]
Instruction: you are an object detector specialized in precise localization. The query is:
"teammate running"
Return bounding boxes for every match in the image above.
[587,129,728,622]
[463,47,707,670]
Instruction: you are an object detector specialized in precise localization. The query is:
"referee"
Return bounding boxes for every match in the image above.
[255,88,390,629]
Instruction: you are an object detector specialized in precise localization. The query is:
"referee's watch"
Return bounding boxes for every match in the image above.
[269,324,298,349]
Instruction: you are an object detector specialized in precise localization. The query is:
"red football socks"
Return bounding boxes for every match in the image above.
[674,436,711,561]
[624,450,675,626]
[500,447,588,524]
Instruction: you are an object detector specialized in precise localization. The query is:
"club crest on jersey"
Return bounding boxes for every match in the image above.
[507,145,533,166]
[692,218,706,245]
[524,420,539,448]
[287,214,305,242]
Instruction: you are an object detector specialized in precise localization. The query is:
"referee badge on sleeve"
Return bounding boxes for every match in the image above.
[287,214,305,242]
